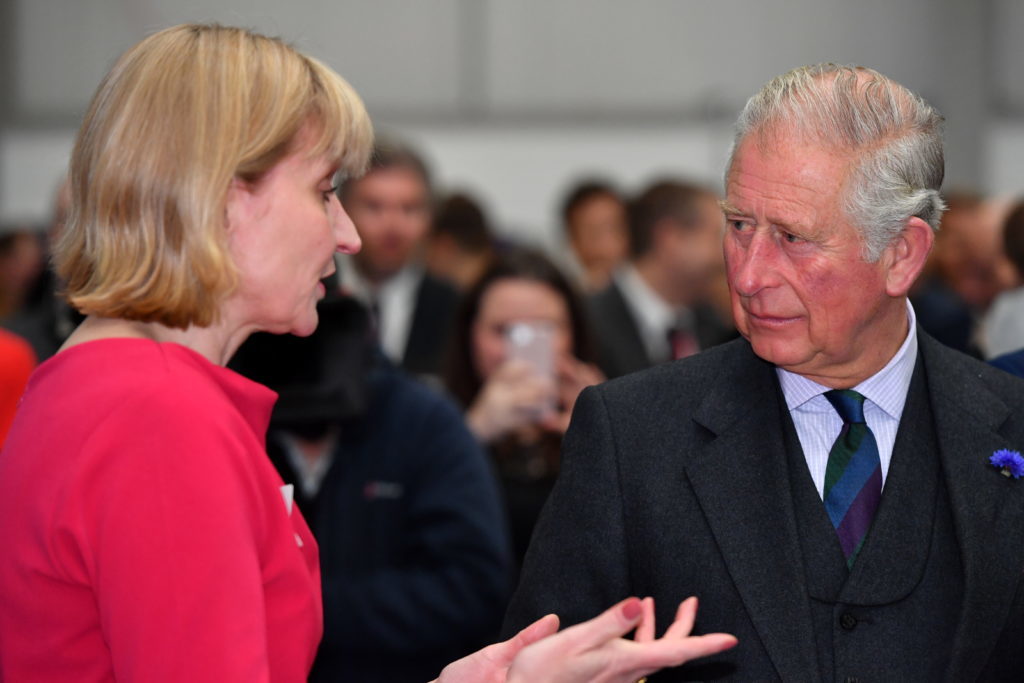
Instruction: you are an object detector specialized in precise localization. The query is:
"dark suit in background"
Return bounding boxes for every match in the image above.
[589,280,734,379]
[585,180,735,379]
[402,272,460,378]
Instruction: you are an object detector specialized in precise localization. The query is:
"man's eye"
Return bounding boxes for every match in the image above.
[730,220,747,231]
[783,232,804,244]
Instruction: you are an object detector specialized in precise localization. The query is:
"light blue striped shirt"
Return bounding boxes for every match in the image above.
[777,301,918,499]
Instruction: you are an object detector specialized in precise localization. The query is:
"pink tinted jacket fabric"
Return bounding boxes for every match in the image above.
[0,328,36,446]
[0,338,322,682]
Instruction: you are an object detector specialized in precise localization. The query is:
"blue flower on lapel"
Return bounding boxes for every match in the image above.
[990,449,1024,479]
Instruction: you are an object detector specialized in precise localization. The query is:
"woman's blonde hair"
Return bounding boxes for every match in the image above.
[56,23,373,328]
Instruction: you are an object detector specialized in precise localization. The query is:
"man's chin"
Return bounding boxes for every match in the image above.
[747,335,808,369]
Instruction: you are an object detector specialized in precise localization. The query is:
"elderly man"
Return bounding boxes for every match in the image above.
[504,64,1024,681]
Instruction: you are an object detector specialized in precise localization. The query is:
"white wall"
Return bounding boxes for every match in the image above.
[3,0,1023,232]
[0,123,734,239]
[0,129,76,225]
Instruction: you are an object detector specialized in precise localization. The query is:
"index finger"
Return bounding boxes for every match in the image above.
[546,597,645,654]
[618,631,739,678]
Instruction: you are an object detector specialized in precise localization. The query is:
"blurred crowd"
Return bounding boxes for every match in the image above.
[3,137,1024,680]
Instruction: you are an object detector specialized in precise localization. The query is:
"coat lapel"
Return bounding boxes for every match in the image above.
[685,345,820,680]
[919,336,1024,681]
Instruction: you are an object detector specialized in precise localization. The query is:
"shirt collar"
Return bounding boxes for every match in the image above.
[338,255,422,303]
[615,263,688,333]
[777,299,918,420]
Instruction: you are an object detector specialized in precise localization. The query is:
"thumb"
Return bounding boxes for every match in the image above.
[488,614,561,666]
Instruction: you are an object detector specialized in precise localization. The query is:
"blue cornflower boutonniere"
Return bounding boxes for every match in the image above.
[990,449,1024,479]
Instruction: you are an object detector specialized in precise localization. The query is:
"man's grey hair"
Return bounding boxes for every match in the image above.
[727,63,946,261]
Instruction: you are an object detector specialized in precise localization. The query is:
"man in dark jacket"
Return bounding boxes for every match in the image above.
[505,64,1024,681]
[233,296,512,682]
[588,179,735,379]
[338,140,460,383]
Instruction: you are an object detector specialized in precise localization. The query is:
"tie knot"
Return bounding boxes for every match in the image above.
[824,389,867,424]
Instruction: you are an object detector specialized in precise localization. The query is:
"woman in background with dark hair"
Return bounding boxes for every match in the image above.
[445,247,604,568]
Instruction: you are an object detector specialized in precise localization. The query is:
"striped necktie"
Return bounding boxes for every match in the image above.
[823,389,882,568]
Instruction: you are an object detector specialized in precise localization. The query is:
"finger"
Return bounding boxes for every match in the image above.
[554,355,593,388]
[515,613,561,648]
[634,596,656,642]
[664,596,698,639]
[498,358,539,381]
[581,362,606,385]
[489,614,561,667]
[525,374,558,399]
[537,408,571,434]
[547,597,644,653]
[618,632,739,676]
[553,353,576,379]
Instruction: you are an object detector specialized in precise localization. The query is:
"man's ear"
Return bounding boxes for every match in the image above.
[883,216,934,297]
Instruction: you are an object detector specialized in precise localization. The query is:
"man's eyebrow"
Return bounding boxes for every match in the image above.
[719,200,743,215]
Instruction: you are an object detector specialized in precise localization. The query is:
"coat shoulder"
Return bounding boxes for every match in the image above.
[592,338,760,422]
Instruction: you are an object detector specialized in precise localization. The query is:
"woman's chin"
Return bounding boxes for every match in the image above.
[289,315,319,338]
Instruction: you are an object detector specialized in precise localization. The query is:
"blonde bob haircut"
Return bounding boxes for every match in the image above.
[56,23,373,328]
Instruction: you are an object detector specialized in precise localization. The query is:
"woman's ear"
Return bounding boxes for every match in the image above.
[224,177,252,238]
[883,216,934,297]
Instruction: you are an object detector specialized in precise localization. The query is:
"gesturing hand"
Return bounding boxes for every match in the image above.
[434,596,736,683]
[506,596,736,683]
[433,613,560,683]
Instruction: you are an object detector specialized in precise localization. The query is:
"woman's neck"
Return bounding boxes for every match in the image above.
[60,314,254,367]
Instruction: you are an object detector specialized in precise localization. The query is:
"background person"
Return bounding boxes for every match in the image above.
[588,179,735,379]
[559,179,631,293]
[979,200,1024,358]
[911,190,1016,356]
[444,247,603,570]
[231,294,513,682]
[338,140,460,382]
[0,223,46,322]
[425,191,497,292]
[2,178,83,362]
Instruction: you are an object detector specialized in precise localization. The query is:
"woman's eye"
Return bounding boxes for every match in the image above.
[322,185,339,202]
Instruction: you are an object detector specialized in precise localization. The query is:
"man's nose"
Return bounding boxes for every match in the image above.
[730,231,778,297]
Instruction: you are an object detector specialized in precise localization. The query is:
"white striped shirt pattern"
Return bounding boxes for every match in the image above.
[776,301,919,500]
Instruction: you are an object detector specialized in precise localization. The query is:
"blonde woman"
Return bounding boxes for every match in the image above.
[0,24,734,682]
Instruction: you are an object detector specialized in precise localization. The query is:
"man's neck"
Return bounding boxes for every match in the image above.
[783,299,913,389]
